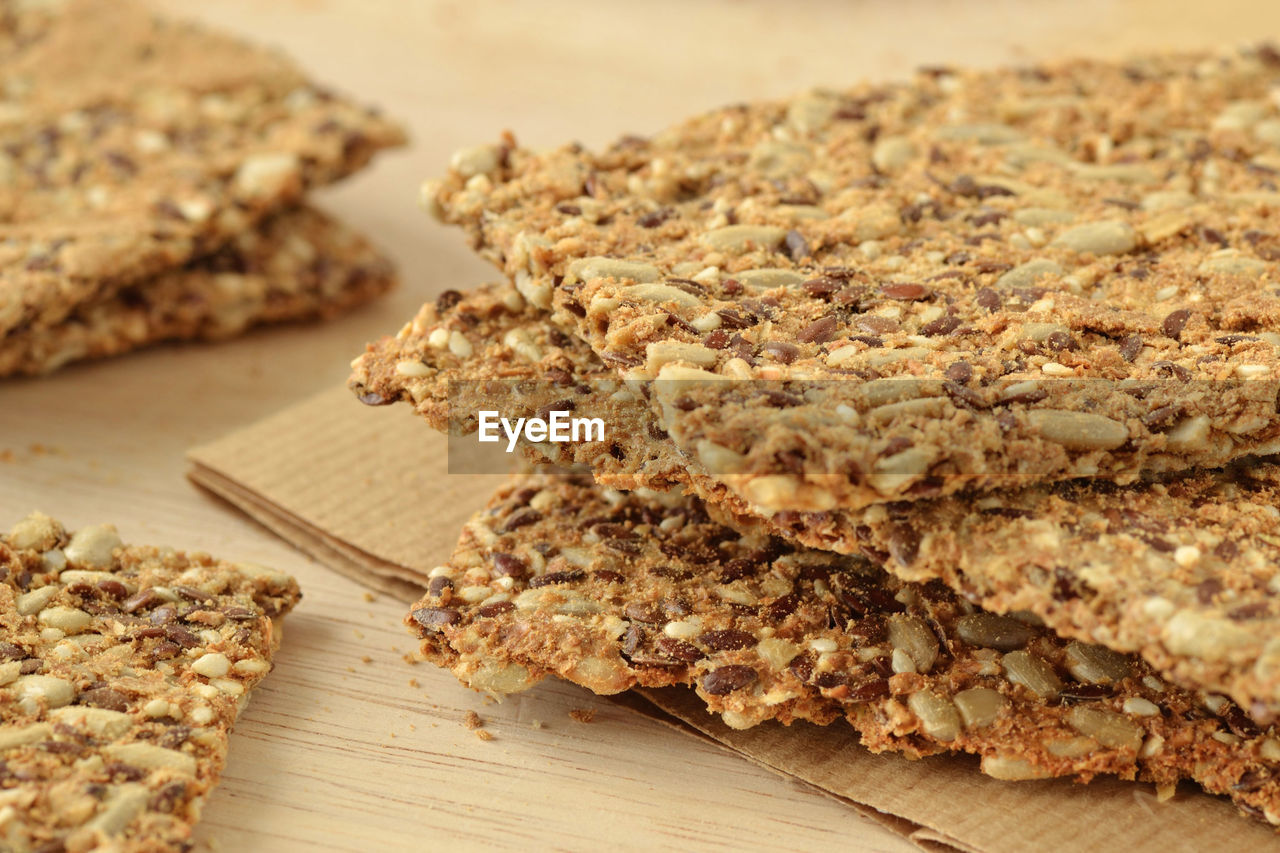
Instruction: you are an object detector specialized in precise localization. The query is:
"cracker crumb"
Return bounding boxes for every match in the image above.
[475,729,494,742]
[463,711,484,730]
[569,708,596,724]
[402,653,419,665]
[531,720,543,730]
[362,591,376,603]
[0,449,13,463]
[360,655,372,665]
[408,678,420,688]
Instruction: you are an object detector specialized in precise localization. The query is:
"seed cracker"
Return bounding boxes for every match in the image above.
[0,513,301,852]
[2,205,395,376]
[352,283,1280,725]
[408,474,1280,828]
[423,47,1280,511]
[0,0,405,342]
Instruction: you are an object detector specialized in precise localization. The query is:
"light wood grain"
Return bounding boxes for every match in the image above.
[4,0,1279,849]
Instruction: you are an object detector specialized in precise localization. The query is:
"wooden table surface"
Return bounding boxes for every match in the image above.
[4,1,1279,849]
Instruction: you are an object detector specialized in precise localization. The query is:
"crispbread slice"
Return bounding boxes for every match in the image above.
[0,513,301,852]
[2,206,395,377]
[423,46,1280,511]
[0,0,404,341]
[352,284,1280,726]
[408,474,1280,828]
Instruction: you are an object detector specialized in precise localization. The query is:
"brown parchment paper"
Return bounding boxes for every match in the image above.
[187,386,1277,853]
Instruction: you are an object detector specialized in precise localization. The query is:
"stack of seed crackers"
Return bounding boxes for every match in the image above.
[0,0,404,377]
[351,46,1280,827]
[0,2,394,848]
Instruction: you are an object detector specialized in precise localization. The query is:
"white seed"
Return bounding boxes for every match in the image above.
[84,784,150,837]
[50,706,132,739]
[1018,322,1069,343]
[458,585,490,603]
[1199,255,1268,277]
[38,606,92,634]
[176,197,213,223]
[645,341,719,372]
[394,360,431,377]
[1027,409,1128,451]
[691,312,722,332]
[447,330,473,358]
[569,257,661,285]
[755,638,800,670]
[462,659,536,694]
[809,638,837,653]
[63,524,122,569]
[57,570,117,587]
[1013,207,1076,227]
[191,652,231,679]
[233,153,300,201]
[192,683,219,700]
[1070,163,1157,184]
[212,678,244,696]
[981,755,1052,780]
[954,687,1006,729]
[871,135,916,174]
[1203,693,1230,714]
[908,691,961,741]
[143,698,171,718]
[996,258,1063,289]
[618,282,701,309]
[1173,545,1201,567]
[1050,220,1138,255]
[1064,642,1131,684]
[426,327,450,349]
[1165,414,1211,451]
[0,661,19,686]
[664,618,702,640]
[0,722,53,750]
[888,614,938,673]
[514,270,553,310]
[700,224,787,252]
[449,144,501,178]
[1002,650,1063,699]
[104,743,197,777]
[891,648,916,674]
[695,440,746,475]
[189,704,214,726]
[738,268,808,289]
[501,328,543,363]
[933,122,1025,144]
[13,675,75,709]
[16,585,58,616]
[234,658,270,676]
[1122,697,1161,717]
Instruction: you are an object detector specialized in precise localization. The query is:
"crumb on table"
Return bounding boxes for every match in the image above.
[569,708,596,724]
